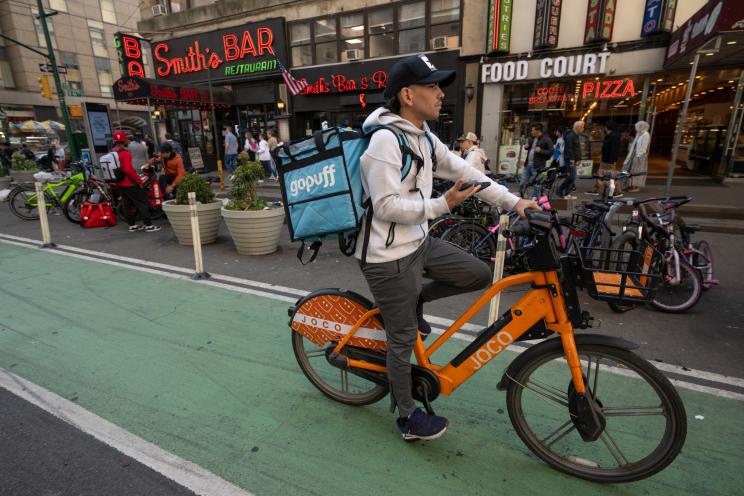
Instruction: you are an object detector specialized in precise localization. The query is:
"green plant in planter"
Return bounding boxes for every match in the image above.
[175,173,215,205]
[10,152,38,171]
[225,153,273,211]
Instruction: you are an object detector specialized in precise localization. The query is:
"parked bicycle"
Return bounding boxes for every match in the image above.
[7,163,85,221]
[289,210,686,483]
[610,196,706,313]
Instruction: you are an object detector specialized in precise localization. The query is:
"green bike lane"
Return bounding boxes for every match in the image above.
[0,242,742,496]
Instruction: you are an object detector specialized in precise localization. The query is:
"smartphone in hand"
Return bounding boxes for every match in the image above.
[458,180,491,192]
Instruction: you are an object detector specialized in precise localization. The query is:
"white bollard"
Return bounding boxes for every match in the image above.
[188,191,210,280]
[488,213,510,326]
[34,181,55,249]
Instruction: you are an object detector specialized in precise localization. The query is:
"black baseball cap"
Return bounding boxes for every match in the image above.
[383,54,456,99]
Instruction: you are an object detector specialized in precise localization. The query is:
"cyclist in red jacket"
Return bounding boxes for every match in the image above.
[112,130,161,232]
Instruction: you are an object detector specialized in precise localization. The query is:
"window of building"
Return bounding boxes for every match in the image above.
[100,0,117,24]
[430,0,460,49]
[95,57,113,98]
[340,13,365,61]
[31,8,57,50]
[290,23,313,67]
[88,21,108,58]
[288,0,460,66]
[49,0,68,13]
[168,0,190,12]
[0,60,15,89]
[368,8,395,58]
[59,52,83,94]
[398,2,425,54]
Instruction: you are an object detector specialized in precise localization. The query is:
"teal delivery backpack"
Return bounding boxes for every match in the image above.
[276,126,435,264]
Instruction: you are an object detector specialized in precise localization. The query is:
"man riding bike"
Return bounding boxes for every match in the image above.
[357,54,539,441]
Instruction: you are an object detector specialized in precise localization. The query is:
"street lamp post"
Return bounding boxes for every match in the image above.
[35,0,78,160]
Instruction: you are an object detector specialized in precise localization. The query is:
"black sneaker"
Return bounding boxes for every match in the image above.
[396,408,448,441]
[416,298,432,339]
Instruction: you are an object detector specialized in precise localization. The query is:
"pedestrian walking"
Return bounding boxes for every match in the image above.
[267,130,280,179]
[257,132,276,180]
[558,121,584,199]
[111,130,161,233]
[518,123,553,198]
[127,134,149,169]
[457,132,488,173]
[591,122,622,197]
[223,126,238,173]
[552,128,565,170]
[143,134,155,158]
[244,132,257,161]
[622,121,650,193]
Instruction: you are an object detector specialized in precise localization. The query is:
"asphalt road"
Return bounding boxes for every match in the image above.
[0,204,741,381]
[1,241,742,496]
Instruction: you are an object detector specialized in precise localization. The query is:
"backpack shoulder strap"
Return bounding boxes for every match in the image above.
[423,132,437,171]
[366,125,417,181]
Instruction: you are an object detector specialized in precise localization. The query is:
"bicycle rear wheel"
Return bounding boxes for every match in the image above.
[505,341,686,483]
[290,289,389,406]
[428,215,461,239]
[63,190,91,224]
[441,220,496,263]
[8,186,44,220]
[692,240,715,289]
[651,257,702,313]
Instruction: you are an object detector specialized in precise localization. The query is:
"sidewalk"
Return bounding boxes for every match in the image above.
[1,241,743,495]
[204,169,744,234]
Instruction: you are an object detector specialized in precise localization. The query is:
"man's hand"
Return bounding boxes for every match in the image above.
[444,179,480,210]
[513,198,541,219]
[165,185,174,195]
[535,146,542,153]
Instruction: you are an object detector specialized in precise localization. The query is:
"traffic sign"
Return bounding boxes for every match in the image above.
[39,63,67,74]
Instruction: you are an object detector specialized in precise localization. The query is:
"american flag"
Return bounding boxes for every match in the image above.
[275,56,308,96]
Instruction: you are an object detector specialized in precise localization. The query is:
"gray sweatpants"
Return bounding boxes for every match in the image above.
[359,236,492,417]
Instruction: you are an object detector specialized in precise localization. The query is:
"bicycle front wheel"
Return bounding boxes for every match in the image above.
[505,342,686,483]
[8,186,43,220]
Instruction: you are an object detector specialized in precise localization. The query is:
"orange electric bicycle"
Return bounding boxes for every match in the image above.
[289,211,686,483]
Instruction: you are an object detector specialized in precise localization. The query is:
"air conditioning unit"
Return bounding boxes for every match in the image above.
[345,49,361,61]
[432,36,448,50]
[151,4,168,16]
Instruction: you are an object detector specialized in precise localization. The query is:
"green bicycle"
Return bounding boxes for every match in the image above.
[7,165,85,221]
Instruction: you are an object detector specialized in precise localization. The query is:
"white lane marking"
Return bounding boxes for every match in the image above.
[0,368,254,496]
[0,233,307,296]
[2,234,744,397]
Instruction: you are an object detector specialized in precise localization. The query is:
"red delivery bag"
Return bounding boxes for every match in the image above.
[80,202,117,228]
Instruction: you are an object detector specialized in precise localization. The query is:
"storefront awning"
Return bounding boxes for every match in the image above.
[664,0,744,70]
[113,76,233,109]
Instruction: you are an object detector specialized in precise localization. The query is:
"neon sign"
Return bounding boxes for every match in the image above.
[300,70,388,95]
[151,19,287,83]
[581,79,637,99]
[529,84,569,104]
[585,0,616,43]
[114,33,145,78]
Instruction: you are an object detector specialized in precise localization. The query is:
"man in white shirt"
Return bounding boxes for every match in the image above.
[457,132,487,173]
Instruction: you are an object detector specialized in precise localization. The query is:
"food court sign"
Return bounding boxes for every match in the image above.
[481,52,610,83]
[152,18,287,84]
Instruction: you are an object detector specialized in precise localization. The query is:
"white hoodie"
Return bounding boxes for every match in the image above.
[356,107,520,263]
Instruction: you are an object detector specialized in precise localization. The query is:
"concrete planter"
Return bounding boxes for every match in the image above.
[0,176,12,190]
[221,206,285,255]
[9,170,37,183]
[162,200,222,245]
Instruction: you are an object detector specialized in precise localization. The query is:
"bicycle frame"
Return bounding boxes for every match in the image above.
[332,268,588,397]
[24,173,84,207]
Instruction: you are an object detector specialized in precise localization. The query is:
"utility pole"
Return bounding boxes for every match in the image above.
[35,0,78,160]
